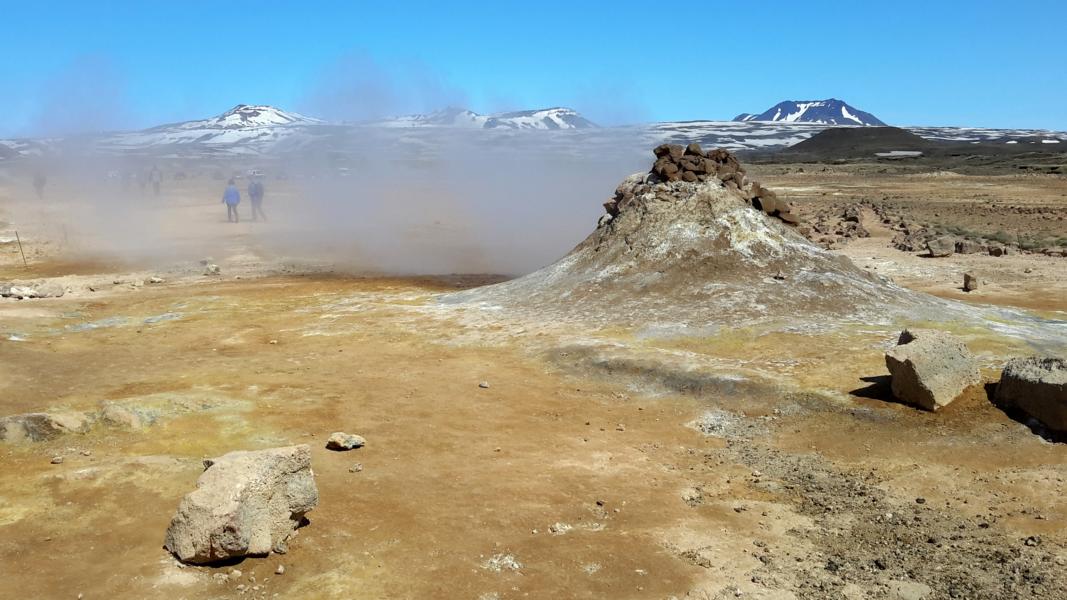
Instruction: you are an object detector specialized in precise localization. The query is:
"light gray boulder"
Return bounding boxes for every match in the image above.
[0,412,91,443]
[926,236,955,257]
[164,444,318,564]
[326,432,365,451]
[34,281,66,298]
[885,329,981,411]
[996,357,1067,432]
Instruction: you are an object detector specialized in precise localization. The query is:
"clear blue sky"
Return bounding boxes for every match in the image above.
[1,0,1065,136]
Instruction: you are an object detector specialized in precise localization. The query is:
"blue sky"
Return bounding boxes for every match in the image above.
[1,0,1065,136]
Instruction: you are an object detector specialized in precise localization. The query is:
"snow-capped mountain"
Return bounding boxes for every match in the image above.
[734,99,885,126]
[166,104,323,130]
[101,105,324,153]
[377,107,597,130]
[378,107,489,128]
[483,108,597,130]
[2,102,1065,162]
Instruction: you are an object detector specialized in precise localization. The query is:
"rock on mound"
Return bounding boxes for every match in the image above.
[447,146,927,326]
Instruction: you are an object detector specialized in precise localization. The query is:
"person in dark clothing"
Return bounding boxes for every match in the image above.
[33,173,46,200]
[222,179,241,223]
[149,165,162,196]
[247,178,266,221]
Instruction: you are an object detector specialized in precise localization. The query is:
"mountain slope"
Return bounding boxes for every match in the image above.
[734,99,885,126]
[782,126,934,158]
[377,107,597,130]
[102,105,323,152]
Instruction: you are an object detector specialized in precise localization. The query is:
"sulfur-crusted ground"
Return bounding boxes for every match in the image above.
[0,169,1065,599]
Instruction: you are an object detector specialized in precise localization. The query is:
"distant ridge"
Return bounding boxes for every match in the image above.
[376,106,597,130]
[734,99,885,126]
[782,126,933,158]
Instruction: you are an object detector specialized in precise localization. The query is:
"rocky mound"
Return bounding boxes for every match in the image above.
[447,146,931,327]
[615,143,799,225]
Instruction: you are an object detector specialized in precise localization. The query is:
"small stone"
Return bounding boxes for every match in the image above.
[51,456,63,464]
[204,264,221,276]
[275,564,285,575]
[1025,535,1041,547]
[148,276,164,284]
[963,272,978,292]
[229,569,243,580]
[772,270,786,280]
[478,381,490,389]
[268,339,278,345]
[916,497,926,504]
[326,432,366,451]
[348,463,363,473]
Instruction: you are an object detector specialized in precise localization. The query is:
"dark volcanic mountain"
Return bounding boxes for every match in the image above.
[782,126,933,158]
[734,99,885,126]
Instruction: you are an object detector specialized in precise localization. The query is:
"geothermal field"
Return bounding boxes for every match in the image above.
[1,113,1066,600]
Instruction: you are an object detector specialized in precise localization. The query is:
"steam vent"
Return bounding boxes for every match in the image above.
[448,144,934,326]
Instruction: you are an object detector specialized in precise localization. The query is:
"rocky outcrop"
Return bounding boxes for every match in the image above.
[602,144,799,226]
[0,281,66,299]
[885,329,981,411]
[163,445,318,564]
[0,412,91,443]
[996,357,1067,432]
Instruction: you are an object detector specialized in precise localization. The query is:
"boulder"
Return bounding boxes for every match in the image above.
[679,156,704,173]
[34,282,66,298]
[653,157,680,179]
[995,357,1067,432]
[5,285,38,299]
[0,411,91,443]
[684,142,704,156]
[100,404,146,428]
[963,272,979,292]
[163,445,318,564]
[926,237,955,257]
[884,329,981,411]
[778,210,801,224]
[842,205,862,223]
[955,239,985,255]
[326,432,366,451]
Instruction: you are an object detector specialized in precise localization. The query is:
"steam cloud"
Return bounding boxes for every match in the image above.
[2,53,652,276]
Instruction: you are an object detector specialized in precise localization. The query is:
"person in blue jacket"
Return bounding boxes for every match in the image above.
[222,179,241,223]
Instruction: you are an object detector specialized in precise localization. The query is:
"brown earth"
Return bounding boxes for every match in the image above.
[0,166,1065,600]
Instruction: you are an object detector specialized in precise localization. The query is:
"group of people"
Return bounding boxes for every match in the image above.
[222,178,266,223]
